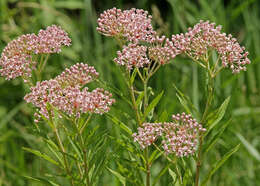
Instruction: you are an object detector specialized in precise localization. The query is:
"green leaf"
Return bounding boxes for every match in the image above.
[22,147,59,166]
[54,1,85,9]
[106,113,132,135]
[23,175,59,186]
[107,167,126,186]
[169,168,180,185]
[173,84,199,118]
[142,91,164,122]
[204,119,232,153]
[152,164,170,186]
[201,144,240,186]
[206,96,230,131]
[148,149,163,164]
[158,110,168,122]
[67,135,83,161]
[44,139,64,167]
[130,68,138,85]
[236,133,260,161]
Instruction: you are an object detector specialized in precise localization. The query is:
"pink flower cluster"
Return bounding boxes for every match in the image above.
[36,25,71,54]
[97,8,156,43]
[24,63,114,122]
[98,8,180,69]
[162,113,206,157]
[114,43,149,69]
[132,113,206,157]
[171,20,250,73]
[55,62,99,87]
[148,36,180,65]
[0,25,71,80]
[133,123,163,149]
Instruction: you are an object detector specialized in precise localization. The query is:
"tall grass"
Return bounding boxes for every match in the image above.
[0,0,259,185]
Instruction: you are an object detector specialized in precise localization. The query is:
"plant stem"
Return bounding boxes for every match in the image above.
[127,71,142,126]
[195,70,214,186]
[145,148,150,186]
[143,79,151,186]
[53,127,75,186]
[76,118,91,186]
[79,135,91,186]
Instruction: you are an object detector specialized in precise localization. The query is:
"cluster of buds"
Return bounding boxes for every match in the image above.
[171,20,250,73]
[24,63,114,122]
[98,8,250,74]
[148,35,180,65]
[132,112,206,157]
[97,8,156,43]
[133,123,163,149]
[98,8,180,70]
[114,43,149,70]
[162,113,206,157]
[0,25,71,80]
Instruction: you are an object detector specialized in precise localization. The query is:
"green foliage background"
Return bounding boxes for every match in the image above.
[0,0,260,185]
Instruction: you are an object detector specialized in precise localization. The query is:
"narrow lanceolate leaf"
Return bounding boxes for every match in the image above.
[148,149,163,164]
[204,119,232,153]
[107,168,126,186]
[152,164,170,186]
[22,147,59,166]
[206,96,230,131]
[130,68,138,85]
[106,113,132,135]
[45,139,64,167]
[201,144,240,186]
[23,175,59,186]
[142,91,164,122]
[158,110,168,122]
[168,168,181,186]
[173,84,199,118]
[236,133,260,161]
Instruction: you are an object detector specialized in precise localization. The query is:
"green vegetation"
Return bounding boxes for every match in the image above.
[0,0,259,185]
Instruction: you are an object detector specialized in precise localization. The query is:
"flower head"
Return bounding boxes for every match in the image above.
[132,112,206,157]
[172,20,250,73]
[0,25,71,80]
[133,123,163,149]
[148,35,180,65]
[55,63,99,88]
[24,63,114,122]
[97,8,156,43]
[114,43,150,69]
[35,25,71,54]
[0,34,38,80]
[162,113,206,157]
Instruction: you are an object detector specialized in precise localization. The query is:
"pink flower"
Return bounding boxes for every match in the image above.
[0,34,38,80]
[172,20,250,73]
[97,8,156,43]
[148,35,180,65]
[0,25,71,80]
[114,43,150,69]
[55,63,99,88]
[35,25,71,54]
[162,113,206,157]
[24,63,115,122]
[133,123,163,149]
[132,112,206,157]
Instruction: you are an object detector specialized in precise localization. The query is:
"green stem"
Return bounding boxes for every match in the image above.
[195,71,214,186]
[143,79,151,186]
[127,71,142,126]
[74,118,91,186]
[79,134,91,186]
[79,114,92,134]
[145,148,150,186]
[53,127,75,186]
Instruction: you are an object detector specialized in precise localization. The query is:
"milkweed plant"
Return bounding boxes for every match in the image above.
[0,7,250,186]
